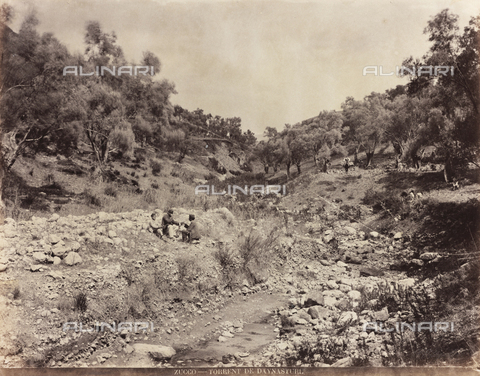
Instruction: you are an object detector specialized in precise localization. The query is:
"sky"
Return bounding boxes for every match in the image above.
[5,0,480,139]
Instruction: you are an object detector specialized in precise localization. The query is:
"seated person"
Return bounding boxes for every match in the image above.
[162,209,179,238]
[182,214,201,243]
[149,211,163,238]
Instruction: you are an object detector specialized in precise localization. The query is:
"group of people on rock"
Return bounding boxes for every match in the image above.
[149,209,201,243]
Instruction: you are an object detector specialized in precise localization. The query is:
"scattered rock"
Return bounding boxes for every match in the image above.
[359,267,384,277]
[64,252,82,266]
[132,344,175,360]
[32,252,47,263]
[419,252,439,261]
[393,232,403,240]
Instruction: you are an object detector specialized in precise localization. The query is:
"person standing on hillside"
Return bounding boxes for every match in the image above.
[343,157,351,173]
[162,209,179,238]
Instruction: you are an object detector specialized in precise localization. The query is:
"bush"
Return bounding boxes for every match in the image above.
[143,188,157,204]
[104,185,118,197]
[176,256,199,284]
[150,160,162,176]
[83,189,102,207]
[362,188,406,218]
[74,292,88,312]
[213,245,238,289]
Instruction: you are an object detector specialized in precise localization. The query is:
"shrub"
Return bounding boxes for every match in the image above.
[104,185,118,197]
[143,188,157,204]
[338,204,363,221]
[213,245,238,289]
[83,189,102,207]
[74,292,88,312]
[151,182,159,189]
[362,188,406,218]
[176,256,199,284]
[150,160,162,176]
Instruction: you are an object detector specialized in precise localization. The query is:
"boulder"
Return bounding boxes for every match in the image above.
[48,234,62,245]
[332,357,353,367]
[419,252,439,261]
[326,280,339,289]
[347,290,362,301]
[374,307,389,321]
[52,246,69,258]
[393,232,403,240]
[398,278,415,288]
[32,252,47,263]
[359,267,384,277]
[337,311,358,326]
[64,252,82,266]
[304,292,324,307]
[132,344,175,360]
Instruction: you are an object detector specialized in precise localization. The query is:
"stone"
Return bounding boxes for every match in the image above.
[31,265,43,272]
[369,231,379,238]
[319,259,330,266]
[218,336,228,342]
[326,280,339,289]
[337,311,358,326]
[108,230,117,238]
[304,292,324,307]
[419,252,439,261]
[323,234,335,244]
[347,290,362,301]
[222,331,234,338]
[398,278,415,288]
[393,232,403,240]
[374,307,389,321]
[132,344,175,360]
[0,264,7,272]
[308,305,333,321]
[344,226,357,235]
[49,234,62,245]
[410,259,424,267]
[32,252,47,263]
[124,345,135,354]
[48,213,60,222]
[336,261,347,267]
[53,257,61,265]
[64,252,82,266]
[52,246,69,258]
[332,357,352,367]
[338,284,352,293]
[359,267,384,277]
[323,296,337,308]
[288,297,297,308]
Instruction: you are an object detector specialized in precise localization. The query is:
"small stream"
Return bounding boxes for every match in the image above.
[171,321,278,367]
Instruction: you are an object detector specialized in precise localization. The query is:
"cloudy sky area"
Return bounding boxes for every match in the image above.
[5,0,480,138]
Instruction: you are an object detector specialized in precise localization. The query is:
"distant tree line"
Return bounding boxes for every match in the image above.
[254,9,479,180]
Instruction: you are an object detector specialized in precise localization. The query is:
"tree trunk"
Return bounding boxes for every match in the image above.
[444,153,455,182]
[273,163,278,173]
[322,159,329,173]
[286,161,291,180]
[296,163,301,174]
[365,151,374,167]
[354,146,360,165]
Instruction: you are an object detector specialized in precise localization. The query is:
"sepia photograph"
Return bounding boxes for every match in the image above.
[0,0,479,374]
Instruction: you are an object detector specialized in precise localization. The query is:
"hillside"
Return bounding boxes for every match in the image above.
[0,147,479,369]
